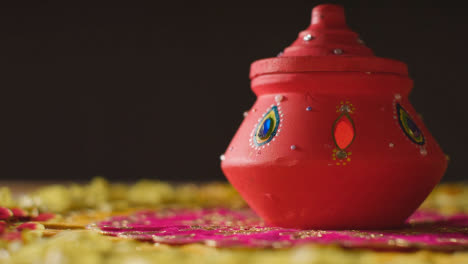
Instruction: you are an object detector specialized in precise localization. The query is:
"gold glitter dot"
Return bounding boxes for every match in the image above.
[204,240,217,247]
[395,239,410,247]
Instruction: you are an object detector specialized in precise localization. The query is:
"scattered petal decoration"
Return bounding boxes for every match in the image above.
[90,208,468,251]
[0,206,54,241]
[396,103,425,145]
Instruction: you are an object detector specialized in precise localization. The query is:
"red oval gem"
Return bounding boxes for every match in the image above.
[333,114,355,150]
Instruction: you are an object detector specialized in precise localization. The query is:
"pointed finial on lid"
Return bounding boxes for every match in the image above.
[250,4,408,79]
[311,4,347,28]
[283,4,373,57]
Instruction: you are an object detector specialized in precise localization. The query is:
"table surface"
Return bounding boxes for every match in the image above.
[1,179,468,264]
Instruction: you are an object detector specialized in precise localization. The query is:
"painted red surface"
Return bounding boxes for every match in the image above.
[221,4,447,229]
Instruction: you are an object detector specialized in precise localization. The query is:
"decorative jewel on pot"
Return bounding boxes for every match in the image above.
[333,114,355,150]
[252,105,281,148]
[420,148,428,156]
[333,48,343,55]
[275,94,284,103]
[303,34,314,41]
[396,103,425,145]
[332,149,352,166]
[331,101,355,166]
[335,150,348,159]
[336,101,355,114]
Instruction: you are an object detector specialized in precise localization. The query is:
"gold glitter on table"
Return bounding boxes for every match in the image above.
[1,178,468,264]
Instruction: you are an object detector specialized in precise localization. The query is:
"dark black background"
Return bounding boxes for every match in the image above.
[1,3,466,182]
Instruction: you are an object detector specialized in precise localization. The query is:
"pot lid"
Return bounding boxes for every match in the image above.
[250,4,408,79]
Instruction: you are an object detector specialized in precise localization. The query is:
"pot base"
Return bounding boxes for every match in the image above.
[223,158,445,230]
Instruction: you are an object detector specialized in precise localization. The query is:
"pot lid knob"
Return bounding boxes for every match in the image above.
[250,4,408,79]
[283,4,373,57]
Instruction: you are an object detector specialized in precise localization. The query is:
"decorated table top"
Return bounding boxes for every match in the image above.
[1,178,468,263]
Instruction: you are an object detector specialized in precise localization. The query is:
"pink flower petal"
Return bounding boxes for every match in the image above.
[0,207,13,220]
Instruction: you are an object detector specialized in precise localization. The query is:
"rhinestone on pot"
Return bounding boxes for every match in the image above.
[333,48,343,55]
[303,34,314,41]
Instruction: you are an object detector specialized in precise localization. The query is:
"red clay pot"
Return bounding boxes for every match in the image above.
[221,4,447,229]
